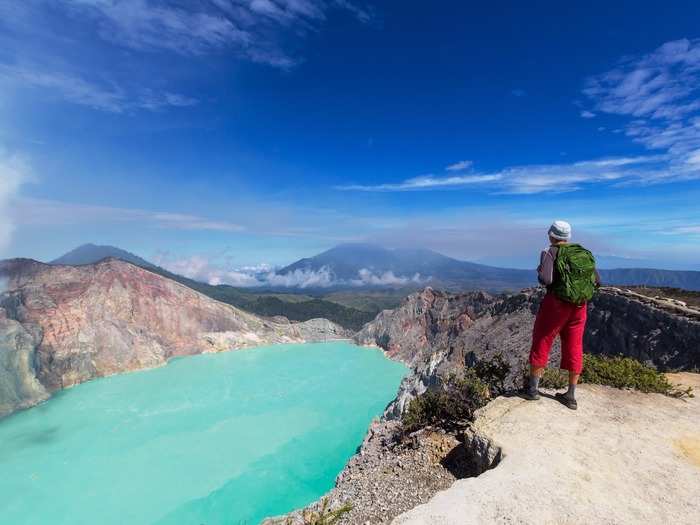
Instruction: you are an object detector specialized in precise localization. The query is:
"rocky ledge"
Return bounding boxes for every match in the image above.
[0,258,350,418]
[395,374,700,525]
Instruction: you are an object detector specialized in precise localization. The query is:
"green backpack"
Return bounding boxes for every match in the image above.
[552,244,598,305]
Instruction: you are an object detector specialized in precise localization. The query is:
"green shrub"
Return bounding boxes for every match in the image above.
[473,353,511,395]
[402,368,491,433]
[581,354,694,398]
[520,363,568,390]
[540,368,569,389]
[402,391,445,433]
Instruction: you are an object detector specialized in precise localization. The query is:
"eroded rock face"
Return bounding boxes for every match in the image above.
[0,258,350,416]
[0,308,49,417]
[355,286,700,417]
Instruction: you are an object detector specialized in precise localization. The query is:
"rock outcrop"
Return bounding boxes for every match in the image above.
[0,309,49,416]
[394,376,700,525]
[0,258,349,417]
[355,287,700,416]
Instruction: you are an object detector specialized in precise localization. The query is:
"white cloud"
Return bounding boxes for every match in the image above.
[157,255,264,286]
[62,0,372,66]
[336,174,502,191]
[0,150,30,257]
[154,256,431,289]
[336,155,667,194]
[339,39,700,195]
[157,255,337,288]
[445,160,473,171]
[15,198,245,232]
[583,38,700,173]
[1,1,370,112]
[667,225,700,235]
[0,64,198,113]
[0,65,126,113]
[584,39,700,120]
[67,0,251,56]
[150,213,244,232]
[137,91,199,110]
[265,266,335,288]
[351,268,428,286]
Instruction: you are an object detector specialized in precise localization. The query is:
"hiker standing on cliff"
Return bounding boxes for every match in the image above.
[524,220,600,410]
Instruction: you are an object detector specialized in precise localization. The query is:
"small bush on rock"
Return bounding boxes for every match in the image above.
[473,353,511,395]
[581,354,694,398]
[402,365,494,433]
[520,363,569,390]
[540,368,569,389]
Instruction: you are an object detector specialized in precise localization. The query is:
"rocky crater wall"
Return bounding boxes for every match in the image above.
[0,258,350,418]
[355,286,700,417]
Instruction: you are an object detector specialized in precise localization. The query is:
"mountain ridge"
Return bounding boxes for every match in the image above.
[46,242,700,294]
[50,243,155,268]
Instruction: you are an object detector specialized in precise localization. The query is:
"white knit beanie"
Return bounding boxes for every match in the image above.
[548,220,572,241]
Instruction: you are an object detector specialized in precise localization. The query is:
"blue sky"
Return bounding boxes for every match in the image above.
[1,1,700,283]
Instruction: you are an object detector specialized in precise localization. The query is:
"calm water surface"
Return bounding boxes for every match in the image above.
[0,341,406,525]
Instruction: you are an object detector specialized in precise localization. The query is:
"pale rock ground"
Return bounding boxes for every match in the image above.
[394,374,700,525]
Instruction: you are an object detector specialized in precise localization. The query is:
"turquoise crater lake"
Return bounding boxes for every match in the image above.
[0,342,406,525]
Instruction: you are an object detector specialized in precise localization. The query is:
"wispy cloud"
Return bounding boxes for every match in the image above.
[0,150,30,256]
[150,213,244,232]
[445,160,473,171]
[340,39,700,195]
[62,0,372,66]
[15,198,245,232]
[336,155,667,194]
[67,0,250,56]
[0,64,198,113]
[666,225,700,235]
[583,38,700,174]
[336,174,502,191]
[1,0,371,112]
[0,65,126,113]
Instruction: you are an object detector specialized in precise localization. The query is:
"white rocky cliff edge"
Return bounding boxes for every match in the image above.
[394,374,700,525]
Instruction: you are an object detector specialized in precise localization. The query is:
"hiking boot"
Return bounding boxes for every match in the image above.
[521,389,540,401]
[555,392,578,410]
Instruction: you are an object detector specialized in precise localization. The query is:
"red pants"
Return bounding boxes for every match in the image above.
[529,293,587,374]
